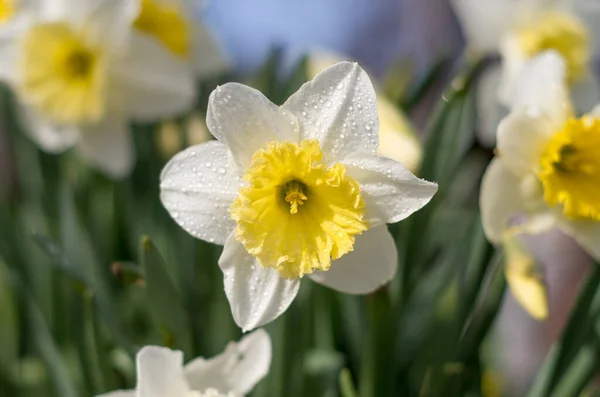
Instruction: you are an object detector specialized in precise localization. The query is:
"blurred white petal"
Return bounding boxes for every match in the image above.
[450,0,515,53]
[282,61,379,163]
[113,33,196,121]
[191,23,230,77]
[497,109,555,177]
[185,329,271,394]
[206,83,299,171]
[342,151,437,226]
[557,217,600,263]
[160,141,241,245]
[219,234,300,332]
[480,158,526,243]
[136,346,189,397]
[309,225,397,294]
[77,117,134,179]
[18,105,79,153]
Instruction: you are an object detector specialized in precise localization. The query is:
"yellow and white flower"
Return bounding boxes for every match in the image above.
[98,329,271,397]
[133,0,228,79]
[0,0,197,178]
[481,51,600,277]
[451,0,600,146]
[160,62,438,331]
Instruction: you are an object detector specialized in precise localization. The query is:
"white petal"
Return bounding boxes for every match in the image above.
[480,158,525,243]
[95,391,135,397]
[557,218,600,263]
[76,117,134,179]
[219,234,300,332]
[0,13,32,85]
[572,73,600,114]
[496,108,555,177]
[572,0,600,58]
[342,151,437,225]
[184,329,271,395]
[136,346,189,397]
[17,105,79,153]
[282,62,379,163]
[191,23,230,78]
[206,83,299,171]
[475,65,508,148]
[309,225,397,294]
[112,33,196,121]
[510,51,572,125]
[450,0,514,53]
[160,141,241,245]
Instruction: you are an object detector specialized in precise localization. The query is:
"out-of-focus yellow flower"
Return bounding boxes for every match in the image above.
[480,52,600,296]
[160,62,437,331]
[97,330,272,397]
[0,0,198,178]
[451,0,600,146]
[307,52,422,173]
[133,0,229,79]
[503,233,548,320]
[0,0,14,23]
[482,370,503,397]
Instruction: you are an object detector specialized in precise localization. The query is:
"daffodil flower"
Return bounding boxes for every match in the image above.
[160,62,438,331]
[481,51,600,284]
[307,51,422,173]
[98,329,271,397]
[0,0,197,178]
[133,0,228,79]
[451,0,600,146]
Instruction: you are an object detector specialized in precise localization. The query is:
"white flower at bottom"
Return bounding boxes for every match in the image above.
[160,62,438,331]
[97,329,271,397]
[481,51,600,267]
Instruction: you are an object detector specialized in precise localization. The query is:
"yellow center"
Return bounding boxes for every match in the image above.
[518,11,590,83]
[539,116,600,221]
[20,22,105,125]
[0,0,14,23]
[134,0,190,58]
[231,140,369,279]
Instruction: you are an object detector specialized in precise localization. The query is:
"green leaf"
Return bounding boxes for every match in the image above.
[141,236,192,352]
[339,368,358,397]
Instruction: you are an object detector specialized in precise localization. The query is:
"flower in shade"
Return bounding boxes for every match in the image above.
[451,0,600,146]
[97,329,271,397]
[480,51,600,316]
[307,51,422,173]
[0,0,198,178]
[160,62,438,331]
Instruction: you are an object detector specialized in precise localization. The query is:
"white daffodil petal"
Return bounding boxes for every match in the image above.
[475,65,508,148]
[185,329,271,395]
[160,141,241,245]
[113,33,196,121]
[282,61,379,163]
[96,391,135,397]
[18,106,79,153]
[309,225,397,294]
[0,14,32,85]
[192,23,230,78]
[206,83,300,171]
[480,158,525,243]
[497,109,554,177]
[77,118,134,179]
[572,73,600,114]
[572,0,600,57]
[558,218,600,263]
[342,151,437,225]
[136,346,189,397]
[450,0,515,53]
[510,51,572,125]
[219,234,300,332]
